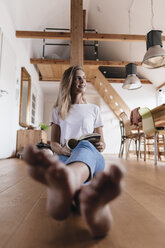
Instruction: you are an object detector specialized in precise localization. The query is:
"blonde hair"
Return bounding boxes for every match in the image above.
[55,66,86,120]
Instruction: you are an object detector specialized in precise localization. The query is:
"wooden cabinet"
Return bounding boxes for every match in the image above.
[16,129,47,152]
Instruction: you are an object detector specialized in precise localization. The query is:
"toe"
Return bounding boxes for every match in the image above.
[109,164,125,183]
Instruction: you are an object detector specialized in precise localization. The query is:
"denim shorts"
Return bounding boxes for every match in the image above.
[57,140,105,182]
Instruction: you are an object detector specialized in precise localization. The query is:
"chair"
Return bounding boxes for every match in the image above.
[119,112,139,159]
[138,107,165,165]
[119,120,126,158]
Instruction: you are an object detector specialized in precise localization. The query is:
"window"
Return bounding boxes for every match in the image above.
[31,93,36,124]
[157,88,165,105]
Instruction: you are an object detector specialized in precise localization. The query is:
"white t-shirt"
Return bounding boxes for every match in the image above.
[52,103,103,146]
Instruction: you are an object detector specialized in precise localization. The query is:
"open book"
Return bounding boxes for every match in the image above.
[66,133,101,150]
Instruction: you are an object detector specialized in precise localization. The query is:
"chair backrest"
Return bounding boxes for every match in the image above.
[138,107,155,136]
[130,107,142,126]
[119,112,132,136]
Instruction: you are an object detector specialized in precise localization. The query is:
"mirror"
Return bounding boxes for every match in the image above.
[19,67,31,127]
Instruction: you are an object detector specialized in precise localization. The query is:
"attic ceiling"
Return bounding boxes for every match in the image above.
[4,0,165,88]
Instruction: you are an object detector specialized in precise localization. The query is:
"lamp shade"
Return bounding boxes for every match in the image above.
[122,63,142,90]
[142,30,165,68]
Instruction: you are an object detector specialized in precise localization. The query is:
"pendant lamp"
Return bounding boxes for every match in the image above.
[142,30,165,68]
[122,63,142,90]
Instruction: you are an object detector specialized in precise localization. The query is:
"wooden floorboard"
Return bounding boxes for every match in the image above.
[0,157,165,248]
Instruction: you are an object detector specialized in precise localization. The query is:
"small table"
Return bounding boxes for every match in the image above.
[17,129,47,152]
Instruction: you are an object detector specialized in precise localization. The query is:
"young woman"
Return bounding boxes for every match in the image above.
[23,66,124,238]
[50,65,106,180]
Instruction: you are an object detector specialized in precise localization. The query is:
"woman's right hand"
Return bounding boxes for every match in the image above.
[60,145,71,156]
[50,141,71,156]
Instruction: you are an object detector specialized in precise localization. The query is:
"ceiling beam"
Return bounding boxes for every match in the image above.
[83,9,86,60]
[16,31,71,40]
[16,31,163,42]
[84,33,146,42]
[156,82,165,90]
[30,58,142,66]
[107,78,152,84]
[37,77,151,84]
[70,0,83,66]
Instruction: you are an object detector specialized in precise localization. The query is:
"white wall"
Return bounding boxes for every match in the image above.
[112,83,156,110]
[0,2,44,158]
[42,82,156,155]
[0,1,157,158]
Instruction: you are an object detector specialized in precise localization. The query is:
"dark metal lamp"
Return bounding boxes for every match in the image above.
[122,63,142,90]
[142,30,165,68]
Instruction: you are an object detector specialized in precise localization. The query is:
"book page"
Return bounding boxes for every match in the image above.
[79,133,100,140]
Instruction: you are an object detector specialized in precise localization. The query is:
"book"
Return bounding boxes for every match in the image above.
[66,133,101,150]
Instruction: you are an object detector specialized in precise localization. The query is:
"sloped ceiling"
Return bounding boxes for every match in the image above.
[3,0,165,88]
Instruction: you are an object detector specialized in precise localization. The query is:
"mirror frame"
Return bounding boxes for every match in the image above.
[19,67,31,127]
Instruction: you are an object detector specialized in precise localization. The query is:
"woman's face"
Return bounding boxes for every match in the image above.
[71,69,87,94]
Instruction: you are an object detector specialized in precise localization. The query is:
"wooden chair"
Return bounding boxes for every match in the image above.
[138,107,165,165]
[119,112,139,159]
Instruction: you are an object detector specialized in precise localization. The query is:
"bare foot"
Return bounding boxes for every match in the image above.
[79,164,124,238]
[23,145,79,220]
[23,145,55,184]
[46,163,79,220]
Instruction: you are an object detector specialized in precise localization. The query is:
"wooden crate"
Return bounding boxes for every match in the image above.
[17,129,47,152]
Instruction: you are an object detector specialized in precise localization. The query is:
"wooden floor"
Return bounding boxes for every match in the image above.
[0,156,165,248]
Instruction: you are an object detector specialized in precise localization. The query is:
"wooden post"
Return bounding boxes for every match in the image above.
[83,9,86,60]
[70,0,83,66]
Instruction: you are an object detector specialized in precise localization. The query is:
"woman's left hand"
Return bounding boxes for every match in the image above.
[94,141,105,152]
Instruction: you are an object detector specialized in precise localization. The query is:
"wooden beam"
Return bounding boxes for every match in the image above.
[156,82,165,90]
[83,9,86,60]
[16,30,165,42]
[83,33,146,42]
[92,69,131,118]
[107,78,152,84]
[84,60,142,66]
[16,31,146,41]
[70,0,83,66]
[83,10,86,32]
[16,31,71,40]
[30,59,70,64]
[37,77,152,84]
[30,58,142,66]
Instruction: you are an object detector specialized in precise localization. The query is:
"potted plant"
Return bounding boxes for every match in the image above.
[39,123,50,131]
